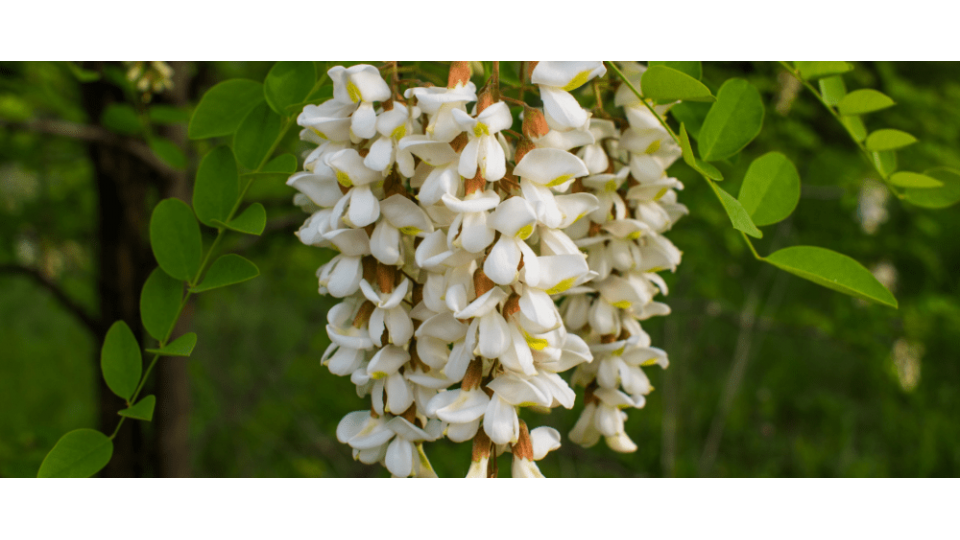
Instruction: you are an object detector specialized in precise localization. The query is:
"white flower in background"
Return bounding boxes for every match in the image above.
[531,61,607,131]
[328,64,392,140]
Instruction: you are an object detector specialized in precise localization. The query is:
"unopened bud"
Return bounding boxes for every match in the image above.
[450,132,469,153]
[448,61,471,89]
[522,106,549,139]
[477,87,495,114]
[600,333,617,344]
[502,293,521,318]
[463,358,484,390]
[512,420,534,460]
[472,430,492,461]
[473,268,495,298]
[513,137,537,165]
[353,301,375,328]
[464,170,485,195]
[362,256,378,284]
[377,263,396,294]
[358,148,369,158]
[400,402,417,424]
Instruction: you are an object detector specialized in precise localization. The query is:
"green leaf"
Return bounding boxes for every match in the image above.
[865,129,917,152]
[738,152,801,227]
[188,79,264,140]
[640,66,715,103]
[648,61,701,80]
[37,429,113,478]
[193,146,240,227]
[148,105,191,125]
[212,203,266,236]
[263,153,298,174]
[872,151,898,177]
[118,395,156,422]
[100,103,141,135]
[234,102,283,170]
[678,124,723,181]
[698,78,765,162]
[837,89,895,116]
[903,168,960,208]
[840,115,867,142]
[146,333,197,357]
[101,321,142,400]
[889,171,943,188]
[150,198,202,282]
[764,246,898,308]
[140,267,183,342]
[190,254,260,293]
[264,61,317,115]
[819,76,847,107]
[669,101,711,140]
[711,181,762,238]
[147,136,186,170]
[284,86,334,115]
[795,61,853,81]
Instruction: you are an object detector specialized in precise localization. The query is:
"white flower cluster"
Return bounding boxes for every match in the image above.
[288,61,687,477]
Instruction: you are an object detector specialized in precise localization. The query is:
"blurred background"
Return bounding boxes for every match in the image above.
[1,61,958,478]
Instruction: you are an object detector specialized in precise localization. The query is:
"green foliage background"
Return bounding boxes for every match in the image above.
[2,61,959,477]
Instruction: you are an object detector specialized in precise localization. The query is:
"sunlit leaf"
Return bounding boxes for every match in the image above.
[765,246,898,308]
[698,78,765,161]
[865,129,917,152]
[738,152,801,227]
[234,102,282,170]
[212,203,266,236]
[837,89,895,116]
[889,171,943,188]
[712,181,762,238]
[640,66,714,103]
[795,61,853,81]
[648,61,701,80]
[902,168,960,208]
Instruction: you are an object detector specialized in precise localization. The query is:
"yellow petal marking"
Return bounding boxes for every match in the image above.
[515,224,534,240]
[346,81,361,103]
[391,124,406,141]
[645,139,662,155]
[653,187,669,201]
[399,226,422,236]
[612,300,632,309]
[473,122,490,138]
[310,127,329,140]
[371,371,388,380]
[522,329,549,351]
[336,171,353,187]
[547,174,574,187]
[641,358,660,367]
[605,179,620,192]
[627,231,644,240]
[545,277,577,295]
[562,70,594,92]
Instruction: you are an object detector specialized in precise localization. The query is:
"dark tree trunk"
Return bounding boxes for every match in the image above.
[153,61,194,478]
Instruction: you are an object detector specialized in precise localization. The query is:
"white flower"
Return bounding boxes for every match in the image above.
[325,149,383,228]
[364,103,422,175]
[452,101,513,181]
[370,194,434,266]
[328,64,392,140]
[359,277,413,348]
[405,82,477,142]
[531,61,606,131]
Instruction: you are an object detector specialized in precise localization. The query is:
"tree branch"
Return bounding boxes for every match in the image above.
[0,264,101,335]
[0,118,179,182]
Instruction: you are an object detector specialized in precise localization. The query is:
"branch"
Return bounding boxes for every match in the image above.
[0,264,101,335]
[0,118,179,181]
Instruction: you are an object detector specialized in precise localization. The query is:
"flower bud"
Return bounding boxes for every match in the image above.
[448,61,471,89]
[476,87,495,114]
[473,268,495,298]
[512,420,534,460]
[513,137,537,165]
[462,357,484,390]
[377,262,396,294]
[522,106,549,139]
[353,301,375,328]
